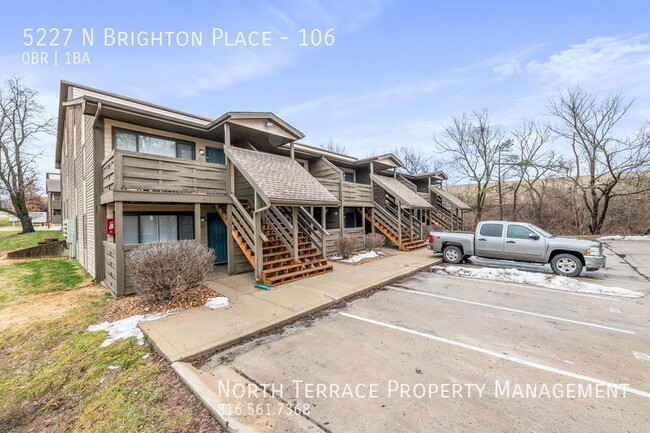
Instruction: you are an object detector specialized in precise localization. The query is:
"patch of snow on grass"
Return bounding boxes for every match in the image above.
[598,235,650,241]
[430,266,644,298]
[87,310,177,347]
[341,251,383,263]
[205,296,229,309]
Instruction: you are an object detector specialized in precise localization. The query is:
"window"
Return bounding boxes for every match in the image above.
[344,207,362,228]
[114,128,194,160]
[507,225,534,239]
[343,171,355,182]
[123,213,194,244]
[53,209,62,216]
[479,223,503,237]
[52,193,61,200]
[325,207,340,230]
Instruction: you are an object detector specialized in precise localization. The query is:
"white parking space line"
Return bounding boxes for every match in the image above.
[427,274,621,301]
[340,312,650,399]
[387,286,636,335]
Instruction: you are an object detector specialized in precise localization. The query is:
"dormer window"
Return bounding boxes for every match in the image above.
[343,170,355,182]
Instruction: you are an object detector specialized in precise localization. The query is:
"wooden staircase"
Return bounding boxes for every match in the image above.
[216,201,332,286]
[364,207,427,252]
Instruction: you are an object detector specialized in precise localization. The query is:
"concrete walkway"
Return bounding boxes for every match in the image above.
[140,248,441,362]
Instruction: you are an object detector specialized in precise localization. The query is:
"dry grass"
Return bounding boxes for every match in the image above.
[0,258,224,433]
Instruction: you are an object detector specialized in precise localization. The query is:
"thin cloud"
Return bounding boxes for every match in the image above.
[526,34,650,90]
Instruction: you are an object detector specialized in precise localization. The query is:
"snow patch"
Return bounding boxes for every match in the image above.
[340,251,384,263]
[598,235,650,241]
[205,296,229,309]
[430,266,644,298]
[87,310,177,347]
[633,351,650,361]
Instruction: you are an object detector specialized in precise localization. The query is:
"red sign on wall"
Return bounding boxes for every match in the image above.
[106,218,116,235]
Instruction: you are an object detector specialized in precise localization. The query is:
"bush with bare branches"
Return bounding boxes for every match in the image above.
[127,240,215,302]
[365,233,385,251]
[335,236,360,258]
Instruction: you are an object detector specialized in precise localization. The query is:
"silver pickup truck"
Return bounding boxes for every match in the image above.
[427,221,606,277]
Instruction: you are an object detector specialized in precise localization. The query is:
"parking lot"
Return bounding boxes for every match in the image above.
[199,241,650,432]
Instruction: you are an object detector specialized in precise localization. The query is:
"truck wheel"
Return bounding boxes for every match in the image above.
[551,253,583,277]
[442,246,464,264]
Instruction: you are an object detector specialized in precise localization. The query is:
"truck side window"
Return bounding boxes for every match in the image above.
[480,223,503,237]
[507,225,534,239]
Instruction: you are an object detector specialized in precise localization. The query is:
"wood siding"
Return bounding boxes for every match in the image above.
[60,106,97,278]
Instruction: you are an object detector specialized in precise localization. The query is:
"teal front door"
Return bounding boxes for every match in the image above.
[205,146,225,164]
[207,213,228,264]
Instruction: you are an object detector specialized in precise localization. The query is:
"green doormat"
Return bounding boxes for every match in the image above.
[255,283,275,291]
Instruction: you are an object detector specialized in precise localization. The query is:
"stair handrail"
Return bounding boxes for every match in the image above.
[297,206,330,236]
[266,206,294,252]
[230,194,268,244]
[372,201,400,233]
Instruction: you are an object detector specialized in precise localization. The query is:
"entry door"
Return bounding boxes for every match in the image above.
[207,213,228,264]
[474,222,505,258]
[205,146,225,164]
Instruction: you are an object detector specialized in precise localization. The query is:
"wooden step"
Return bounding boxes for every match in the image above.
[262,259,329,277]
[263,262,333,285]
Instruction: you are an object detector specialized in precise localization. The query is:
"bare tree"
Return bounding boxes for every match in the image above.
[0,77,53,233]
[510,119,564,223]
[549,88,650,234]
[392,146,434,174]
[320,139,347,154]
[436,109,504,224]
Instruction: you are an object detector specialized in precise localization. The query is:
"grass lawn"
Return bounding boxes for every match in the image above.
[0,259,222,433]
[0,230,63,256]
[0,217,11,227]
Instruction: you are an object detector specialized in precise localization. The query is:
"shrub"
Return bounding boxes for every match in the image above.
[365,233,385,251]
[127,240,215,302]
[335,236,360,258]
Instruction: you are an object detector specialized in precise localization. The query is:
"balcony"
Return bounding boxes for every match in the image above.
[101,149,228,204]
[342,182,373,206]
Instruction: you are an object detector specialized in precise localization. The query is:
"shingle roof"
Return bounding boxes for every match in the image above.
[431,187,472,210]
[46,178,61,193]
[372,174,432,208]
[228,147,339,205]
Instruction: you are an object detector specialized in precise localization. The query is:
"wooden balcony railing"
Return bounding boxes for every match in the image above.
[101,149,227,199]
[342,182,373,205]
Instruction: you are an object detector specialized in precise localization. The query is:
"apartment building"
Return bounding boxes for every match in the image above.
[55,82,469,297]
[45,172,62,225]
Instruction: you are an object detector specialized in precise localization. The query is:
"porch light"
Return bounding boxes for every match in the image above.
[200,217,206,223]
[265,121,274,127]
[199,149,205,155]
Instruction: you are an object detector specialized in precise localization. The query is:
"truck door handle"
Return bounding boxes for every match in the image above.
[506,240,515,244]
[478,238,487,241]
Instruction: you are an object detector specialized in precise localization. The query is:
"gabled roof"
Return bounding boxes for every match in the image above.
[55,81,304,167]
[227,147,338,206]
[371,174,432,209]
[430,187,472,210]
[406,171,448,181]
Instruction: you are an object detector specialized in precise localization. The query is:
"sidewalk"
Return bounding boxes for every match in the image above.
[140,248,441,362]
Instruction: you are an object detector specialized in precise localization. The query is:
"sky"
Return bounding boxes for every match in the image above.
[2,0,650,186]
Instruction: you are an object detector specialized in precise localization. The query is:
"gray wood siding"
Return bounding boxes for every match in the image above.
[60,106,98,279]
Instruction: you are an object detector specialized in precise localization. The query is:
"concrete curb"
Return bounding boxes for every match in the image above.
[172,362,320,433]
[172,362,256,433]
[172,258,441,362]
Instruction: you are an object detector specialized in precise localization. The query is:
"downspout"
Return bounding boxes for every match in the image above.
[92,102,103,127]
